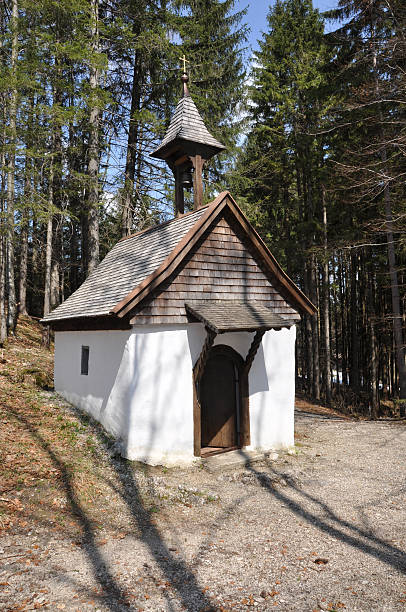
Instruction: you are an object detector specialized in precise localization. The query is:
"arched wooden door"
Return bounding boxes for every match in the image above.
[200,345,243,450]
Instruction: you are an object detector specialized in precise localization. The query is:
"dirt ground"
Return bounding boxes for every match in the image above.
[1,320,406,611]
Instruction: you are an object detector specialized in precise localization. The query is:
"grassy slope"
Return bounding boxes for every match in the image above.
[0,317,134,538]
[0,317,219,542]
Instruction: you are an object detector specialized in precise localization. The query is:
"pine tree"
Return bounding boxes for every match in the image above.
[232,0,334,400]
[113,0,174,236]
[326,0,406,403]
[0,0,249,333]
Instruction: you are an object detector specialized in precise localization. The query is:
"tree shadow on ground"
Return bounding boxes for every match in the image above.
[7,402,214,612]
[239,450,406,574]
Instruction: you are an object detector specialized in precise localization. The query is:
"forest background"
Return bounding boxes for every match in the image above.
[0,0,405,416]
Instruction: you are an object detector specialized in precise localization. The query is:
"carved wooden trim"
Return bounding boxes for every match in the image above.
[193,327,216,457]
[240,375,250,447]
[193,381,201,457]
[239,330,265,448]
[243,330,265,374]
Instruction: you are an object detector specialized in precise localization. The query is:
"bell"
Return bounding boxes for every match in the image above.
[181,169,193,189]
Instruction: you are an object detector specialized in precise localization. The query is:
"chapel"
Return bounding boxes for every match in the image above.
[43,71,316,465]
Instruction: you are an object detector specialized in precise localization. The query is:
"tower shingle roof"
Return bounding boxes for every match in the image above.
[151,95,225,159]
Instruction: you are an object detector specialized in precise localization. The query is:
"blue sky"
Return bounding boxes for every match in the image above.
[235,0,340,53]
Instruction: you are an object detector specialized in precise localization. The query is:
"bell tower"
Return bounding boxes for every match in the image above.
[151,67,225,216]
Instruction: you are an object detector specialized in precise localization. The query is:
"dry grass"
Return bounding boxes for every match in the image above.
[0,317,140,540]
[295,394,354,420]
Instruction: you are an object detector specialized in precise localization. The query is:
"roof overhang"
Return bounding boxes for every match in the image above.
[150,137,225,163]
[42,313,131,331]
[185,301,295,334]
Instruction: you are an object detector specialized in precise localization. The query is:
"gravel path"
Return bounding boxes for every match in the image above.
[1,403,406,612]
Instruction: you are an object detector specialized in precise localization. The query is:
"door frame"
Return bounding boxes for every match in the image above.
[193,343,250,457]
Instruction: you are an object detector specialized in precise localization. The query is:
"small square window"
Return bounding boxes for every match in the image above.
[81,346,89,375]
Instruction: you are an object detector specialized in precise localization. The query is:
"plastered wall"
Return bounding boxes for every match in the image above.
[55,326,196,464]
[210,327,296,450]
[54,322,296,465]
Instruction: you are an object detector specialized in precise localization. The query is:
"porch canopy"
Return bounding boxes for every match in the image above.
[185,301,294,334]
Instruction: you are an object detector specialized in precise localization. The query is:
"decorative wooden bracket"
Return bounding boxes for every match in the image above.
[193,326,216,457]
[240,329,265,448]
[243,330,265,375]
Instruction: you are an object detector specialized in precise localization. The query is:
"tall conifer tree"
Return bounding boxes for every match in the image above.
[326,0,406,403]
[233,0,333,399]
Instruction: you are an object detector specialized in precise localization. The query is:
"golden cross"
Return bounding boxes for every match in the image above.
[179,55,190,73]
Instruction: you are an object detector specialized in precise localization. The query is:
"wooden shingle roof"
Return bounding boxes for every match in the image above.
[185,301,294,333]
[43,207,207,322]
[43,192,317,327]
[151,95,225,160]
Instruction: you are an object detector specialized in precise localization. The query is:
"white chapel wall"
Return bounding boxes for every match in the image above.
[248,326,296,450]
[54,325,197,465]
[54,321,296,465]
[121,325,195,464]
[54,329,132,424]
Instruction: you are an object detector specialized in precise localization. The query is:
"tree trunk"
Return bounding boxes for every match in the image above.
[86,0,100,275]
[322,194,332,404]
[304,264,314,397]
[0,53,6,343]
[309,254,320,400]
[349,252,360,392]
[338,256,347,386]
[42,161,54,350]
[19,219,29,316]
[367,257,379,418]
[50,217,61,309]
[43,158,54,318]
[43,219,53,316]
[121,47,142,237]
[19,122,33,316]
[6,0,18,333]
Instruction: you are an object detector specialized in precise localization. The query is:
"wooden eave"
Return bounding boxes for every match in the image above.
[185,301,294,334]
[151,137,224,165]
[46,314,132,332]
[111,191,317,319]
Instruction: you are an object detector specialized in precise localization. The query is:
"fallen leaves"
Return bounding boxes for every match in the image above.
[0,497,24,511]
[314,558,329,565]
[260,589,279,600]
